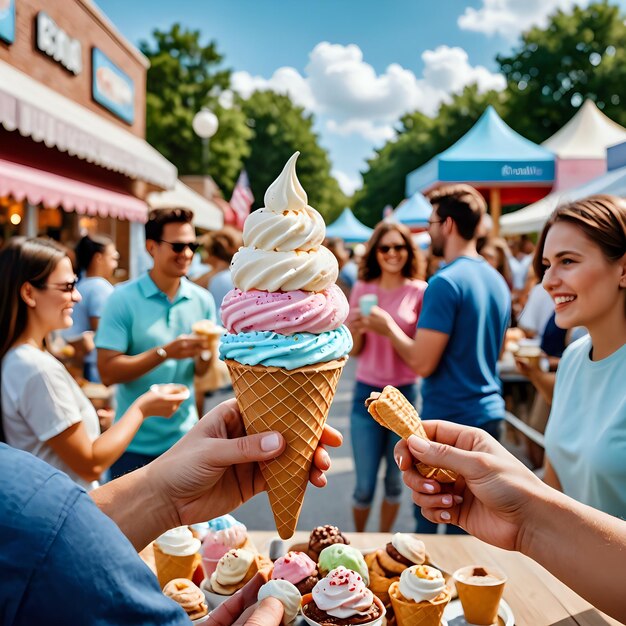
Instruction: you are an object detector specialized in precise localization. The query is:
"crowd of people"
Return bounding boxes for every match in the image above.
[0,186,624,623]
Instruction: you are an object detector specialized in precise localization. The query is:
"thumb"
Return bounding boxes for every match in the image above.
[242,597,284,626]
[407,434,483,478]
[208,432,286,467]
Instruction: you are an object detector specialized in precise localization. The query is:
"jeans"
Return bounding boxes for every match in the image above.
[110,451,158,480]
[351,381,417,508]
[414,418,502,533]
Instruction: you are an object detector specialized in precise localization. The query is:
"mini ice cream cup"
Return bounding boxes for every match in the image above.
[453,565,507,625]
[515,345,542,369]
[150,383,191,402]
[359,294,378,316]
[300,593,386,626]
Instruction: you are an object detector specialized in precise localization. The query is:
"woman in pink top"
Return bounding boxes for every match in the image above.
[347,222,427,532]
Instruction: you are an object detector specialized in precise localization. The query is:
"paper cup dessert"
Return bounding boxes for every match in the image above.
[203,548,262,608]
[154,526,201,589]
[388,565,451,626]
[150,383,191,402]
[302,566,385,626]
[364,533,426,606]
[453,565,507,625]
[163,578,209,624]
[515,344,542,369]
[272,551,319,595]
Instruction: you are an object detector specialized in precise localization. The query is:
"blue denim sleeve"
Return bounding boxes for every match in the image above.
[13,477,188,625]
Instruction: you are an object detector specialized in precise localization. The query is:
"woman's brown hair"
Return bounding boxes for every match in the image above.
[0,238,67,439]
[358,222,425,282]
[200,226,243,264]
[533,195,626,313]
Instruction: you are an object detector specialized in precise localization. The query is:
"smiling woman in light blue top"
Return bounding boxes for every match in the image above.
[536,195,626,518]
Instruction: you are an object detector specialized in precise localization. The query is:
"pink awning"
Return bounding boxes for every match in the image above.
[0,158,148,222]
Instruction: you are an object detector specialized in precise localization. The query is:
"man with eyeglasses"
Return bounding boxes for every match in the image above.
[96,208,217,478]
[382,184,510,533]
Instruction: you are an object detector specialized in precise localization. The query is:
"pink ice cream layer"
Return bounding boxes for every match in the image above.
[201,525,247,560]
[220,285,349,335]
[272,551,317,584]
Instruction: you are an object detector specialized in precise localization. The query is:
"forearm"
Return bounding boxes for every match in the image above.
[528,370,555,405]
[349,332,364,356]
[91,404,145,471]
[99,349,162,385]
[387,324,420,372]
[91,463,177,550]
[521,488,626,622]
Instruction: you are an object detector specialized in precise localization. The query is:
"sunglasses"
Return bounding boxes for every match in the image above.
[159,240,200,254]
[377,244,408,254]
[33,277,79,293]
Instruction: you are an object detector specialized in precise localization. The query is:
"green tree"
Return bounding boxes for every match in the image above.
[140,24,252,193]
[498,1,626,142]
[354,86,504,226]
[240,91,346,223]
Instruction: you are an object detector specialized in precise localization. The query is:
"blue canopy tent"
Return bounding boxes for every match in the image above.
[325,208,374,243]
[393,192,432,229]
[405,106,555,233]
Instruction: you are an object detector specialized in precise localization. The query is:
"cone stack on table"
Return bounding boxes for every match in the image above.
[219,152,352,539]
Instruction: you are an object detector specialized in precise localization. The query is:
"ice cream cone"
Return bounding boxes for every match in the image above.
[153,542,201,589]
[226,357,346,539]
[365,550,397,605]
[389,581,450,626]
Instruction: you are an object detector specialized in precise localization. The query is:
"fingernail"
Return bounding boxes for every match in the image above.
[395,454,403,468]
[321,450,331,466]
[261,433,281,452]
[440,511,451,521]
[408,435,430,453]
[423,483,436,493]
[442,495,452,505]
[453,495,464,504]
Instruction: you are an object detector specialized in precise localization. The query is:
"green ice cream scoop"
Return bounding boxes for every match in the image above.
[318,544,369,585]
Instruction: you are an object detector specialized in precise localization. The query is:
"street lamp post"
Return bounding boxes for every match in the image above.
[192,108,219,174]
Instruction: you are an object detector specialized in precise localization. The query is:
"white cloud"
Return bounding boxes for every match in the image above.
[333,169,362,196]
[326,119,396,143]
[458,0,587,39]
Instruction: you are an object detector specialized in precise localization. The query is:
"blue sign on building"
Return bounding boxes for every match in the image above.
[0,0,15,44]
[92,48,135,124]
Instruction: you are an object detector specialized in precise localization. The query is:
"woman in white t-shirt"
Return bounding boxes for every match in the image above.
[536,195,626,518]
[0,238,179,489]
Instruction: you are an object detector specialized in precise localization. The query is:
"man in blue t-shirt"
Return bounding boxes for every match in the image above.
[365,184,510,533]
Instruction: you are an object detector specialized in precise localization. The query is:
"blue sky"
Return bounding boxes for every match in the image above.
[96,0,626,196]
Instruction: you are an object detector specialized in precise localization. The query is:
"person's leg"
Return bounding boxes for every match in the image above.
[110,451,157,480]
[350,382,386,532]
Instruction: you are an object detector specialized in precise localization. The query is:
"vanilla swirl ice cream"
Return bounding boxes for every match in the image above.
[311,566,374,618]
[398,565,447,603]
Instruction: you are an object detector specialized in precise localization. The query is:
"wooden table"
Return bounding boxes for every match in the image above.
[248,531,622,626]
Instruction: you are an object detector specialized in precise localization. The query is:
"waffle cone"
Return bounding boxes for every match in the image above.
[389,581,451,626]
[226,358,346,539]
[153,543,201,589]
[365,550,397,606]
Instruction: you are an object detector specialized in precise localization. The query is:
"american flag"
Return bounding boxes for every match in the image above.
[230,170,254,230]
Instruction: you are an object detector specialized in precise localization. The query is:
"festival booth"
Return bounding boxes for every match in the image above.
[541,100,626,191]
[405,106,555,235]
[392,192,432,230]
[325,207,374,243]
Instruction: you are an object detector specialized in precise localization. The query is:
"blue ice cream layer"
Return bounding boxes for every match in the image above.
[219,325,352,370]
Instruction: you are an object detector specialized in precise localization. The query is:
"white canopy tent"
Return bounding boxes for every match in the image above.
[500,165,626,234]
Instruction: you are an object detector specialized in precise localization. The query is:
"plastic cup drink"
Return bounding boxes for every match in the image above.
[359,294,378,316]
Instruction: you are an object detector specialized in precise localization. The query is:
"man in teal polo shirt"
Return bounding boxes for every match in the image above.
[96,208,217,478]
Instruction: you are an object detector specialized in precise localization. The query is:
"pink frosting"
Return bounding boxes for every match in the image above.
[272,551,317,584]
[202,525,246,561]
[220,285,349,335]
[202,538,230,561]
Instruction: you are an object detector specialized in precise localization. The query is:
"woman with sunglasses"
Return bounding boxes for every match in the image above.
[0,238,180,490]
[62,235,119,382]
[346,222,427,532]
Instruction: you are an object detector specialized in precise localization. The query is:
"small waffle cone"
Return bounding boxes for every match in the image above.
[367,386,457,483]
[365,550,398,606]
[226,358,346,539]
[153,543,201,589]
[389,581,451,626]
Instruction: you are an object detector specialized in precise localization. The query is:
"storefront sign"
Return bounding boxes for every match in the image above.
[92,48,135,124]
[0,0,15,44]
[36,12,82,75]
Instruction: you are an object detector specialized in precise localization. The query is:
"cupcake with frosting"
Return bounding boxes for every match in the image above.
[307,525,349,562]
[302,566,385,626]
[203,548,263,607]
[388,565,451,626]
[272,551,319,595]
